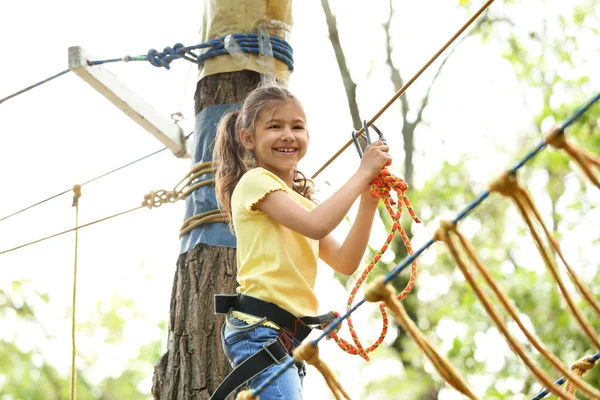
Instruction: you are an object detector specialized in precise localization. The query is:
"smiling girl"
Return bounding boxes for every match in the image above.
[212,83,390,400]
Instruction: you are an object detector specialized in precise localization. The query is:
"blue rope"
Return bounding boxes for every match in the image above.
[88,33,294,71]
[250,91,600,398]
[1,34,293,103]
[0,69,70,105]
[530,352,600,400]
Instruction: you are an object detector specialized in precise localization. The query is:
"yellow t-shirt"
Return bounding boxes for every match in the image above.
[231,167,319,326]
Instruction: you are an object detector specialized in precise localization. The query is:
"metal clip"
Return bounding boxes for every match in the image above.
[352,120,387,158]
[368,121,387,145]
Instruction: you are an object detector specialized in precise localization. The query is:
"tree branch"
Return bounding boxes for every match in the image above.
[383,0,408,127]
[382,7,507,185]
[320,0,362,130]
[413,15,499,127]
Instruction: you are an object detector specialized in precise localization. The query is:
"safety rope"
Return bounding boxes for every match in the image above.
[0,3,596,395]
[325,168,420,361]
[434,220,580,400]
[1,91,597,400]
[70,185,81,400]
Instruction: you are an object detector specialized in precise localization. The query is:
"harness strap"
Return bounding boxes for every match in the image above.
[214,294,335,342]
[210,337,287,400]
[211,294,336,400]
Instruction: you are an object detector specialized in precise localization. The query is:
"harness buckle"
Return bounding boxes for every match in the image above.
[262,338,287,365]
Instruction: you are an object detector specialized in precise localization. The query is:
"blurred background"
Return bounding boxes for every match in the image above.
[0,0,599,398]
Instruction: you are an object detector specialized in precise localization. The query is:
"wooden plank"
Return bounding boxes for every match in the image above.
[68,46,188,158]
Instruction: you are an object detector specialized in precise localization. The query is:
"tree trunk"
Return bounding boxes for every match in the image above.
[152,70,261,400]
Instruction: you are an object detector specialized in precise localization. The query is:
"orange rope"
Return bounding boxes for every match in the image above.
[489,172,600,349]
[235,343,351,400]
[562,355,598,399]
[294,343,351,400]
[439,209,600,398]
[434,221,579,400]
[545,126,600,189]
[365,276,479,400]
[325,168,420,361]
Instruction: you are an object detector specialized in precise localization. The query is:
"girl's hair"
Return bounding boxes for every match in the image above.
[213,84,316,221]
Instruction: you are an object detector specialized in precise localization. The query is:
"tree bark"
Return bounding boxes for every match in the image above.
[152,70,261,400]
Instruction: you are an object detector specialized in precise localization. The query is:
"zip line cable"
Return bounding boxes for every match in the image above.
[0,205,144,256]
[0,69,71,105]
[0,132,192,223]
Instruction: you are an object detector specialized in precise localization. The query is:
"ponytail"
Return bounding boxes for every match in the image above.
[293,169,316,202]
[214,109,248,222]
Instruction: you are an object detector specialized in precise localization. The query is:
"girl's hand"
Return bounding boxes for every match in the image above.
[361,188,381,204]
[359,140,392,180]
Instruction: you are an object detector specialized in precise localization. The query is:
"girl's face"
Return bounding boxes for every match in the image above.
[242,100,309,183]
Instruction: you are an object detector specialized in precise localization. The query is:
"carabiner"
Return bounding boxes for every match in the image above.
[367,121,387,145]
[352,120,387,158]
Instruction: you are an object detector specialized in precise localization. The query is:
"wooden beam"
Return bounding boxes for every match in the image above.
[68,46,188,158]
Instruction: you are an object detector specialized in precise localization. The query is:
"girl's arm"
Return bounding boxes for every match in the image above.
[257,141,390,241]
[318,193,379,276]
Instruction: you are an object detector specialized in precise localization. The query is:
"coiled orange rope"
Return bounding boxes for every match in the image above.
[326,168,420,361]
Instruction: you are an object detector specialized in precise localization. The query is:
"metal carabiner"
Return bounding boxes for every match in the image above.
[352,120,387,158]
[367,121,387,145]
[351,131,369,159]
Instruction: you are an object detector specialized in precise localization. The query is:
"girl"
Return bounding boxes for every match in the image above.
[212,83,391,400]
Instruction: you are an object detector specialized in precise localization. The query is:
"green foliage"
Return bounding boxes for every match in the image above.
[335,1,600,398]
[0,280,165,399]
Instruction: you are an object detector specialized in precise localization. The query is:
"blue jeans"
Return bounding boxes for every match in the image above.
[221,317,306,400]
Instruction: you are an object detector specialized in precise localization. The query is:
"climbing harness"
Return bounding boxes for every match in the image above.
[210,294,335,400]
[211,122,414,398]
